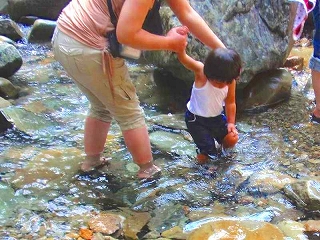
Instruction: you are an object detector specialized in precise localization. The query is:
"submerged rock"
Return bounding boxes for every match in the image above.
[284,180,320,212]
[186,219,285,240]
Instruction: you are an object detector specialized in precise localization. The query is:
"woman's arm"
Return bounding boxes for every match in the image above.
[117,0,187,52]
[167,0,225,49]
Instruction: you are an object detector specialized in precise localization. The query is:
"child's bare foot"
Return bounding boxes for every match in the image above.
[80,155,110,172]
[197,153,209,164]
[137,162,161,179]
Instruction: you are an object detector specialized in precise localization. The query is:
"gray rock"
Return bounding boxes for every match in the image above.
[145,1,294,86]
[0,0,8,15]
[0,109,13,133]
[0,19,23,41]
[8,0,71,22]
[27,19,56,43]
[0,42,22,77]
[284,180,320,212]
[239,68,292,113]
[0,77,19,99]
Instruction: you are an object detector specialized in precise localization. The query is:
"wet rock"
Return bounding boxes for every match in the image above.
[0,108,13,133]
[137,68,189,112]
[0,0,8,14]
[0,19,23,41]
[187,204,228,222]
[284,180,320,212]
[161,226,187,239]
[284,56,304,71]
[79,228,93,240]
[123,212,151,240]
[88,212,125,235]
[148,113,187,131]
[0,35,16,45]
[18,16,39,26]
[246,170,296,194]
[10,147,82,191]
[148,202,188,234]
[1,107,56,134]
[240,68,292,113]
[0,182,19,225]
[186,220,285,240]
[277,220,307,240]
[7,0,70,22]
[149,131,196,157]
[0,77,19,99]
[0,96,11,108]
[0,42,22,77]
[304,220,320,232]
[27,19,56,43]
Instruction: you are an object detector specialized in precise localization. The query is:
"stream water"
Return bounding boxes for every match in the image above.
[0,27,319,239]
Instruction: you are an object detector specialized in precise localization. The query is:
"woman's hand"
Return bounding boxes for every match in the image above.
[166,26,189,52]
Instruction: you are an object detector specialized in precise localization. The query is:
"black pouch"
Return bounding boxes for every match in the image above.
[143,0,163,36]
[106,29,121,58]
[106,0,163,59]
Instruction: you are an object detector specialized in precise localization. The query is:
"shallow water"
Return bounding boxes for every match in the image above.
[0,35,319,239]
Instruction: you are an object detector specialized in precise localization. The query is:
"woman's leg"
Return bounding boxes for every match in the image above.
[122,126,160,178]
[81,116,111,171]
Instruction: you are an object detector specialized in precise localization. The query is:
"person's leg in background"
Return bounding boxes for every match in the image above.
[310,0,320,122]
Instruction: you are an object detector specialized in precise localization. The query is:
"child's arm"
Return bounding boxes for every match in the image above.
[175,26,205,83]
[224,80,238,134]
[177,49,203,75]
[177,47,206,86]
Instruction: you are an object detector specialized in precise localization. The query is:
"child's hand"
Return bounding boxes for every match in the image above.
[227,123,238,135]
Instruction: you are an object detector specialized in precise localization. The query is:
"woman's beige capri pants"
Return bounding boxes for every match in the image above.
[52,29,146,131]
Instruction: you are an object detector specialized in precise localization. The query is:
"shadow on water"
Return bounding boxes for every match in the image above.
[0,25,319,239]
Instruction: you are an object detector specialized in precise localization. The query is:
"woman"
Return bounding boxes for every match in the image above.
[52,0,225,179]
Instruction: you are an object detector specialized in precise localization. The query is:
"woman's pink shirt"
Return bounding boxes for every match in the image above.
[57,0,125,50]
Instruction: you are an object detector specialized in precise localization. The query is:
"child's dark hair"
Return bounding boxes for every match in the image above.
[203,48,242,84]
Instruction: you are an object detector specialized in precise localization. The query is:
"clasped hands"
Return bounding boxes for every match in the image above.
[166,25,189,53]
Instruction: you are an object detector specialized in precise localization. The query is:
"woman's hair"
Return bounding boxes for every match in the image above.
[203,48,242,84]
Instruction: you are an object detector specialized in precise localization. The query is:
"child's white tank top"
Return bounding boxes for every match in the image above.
[187,80,228,118]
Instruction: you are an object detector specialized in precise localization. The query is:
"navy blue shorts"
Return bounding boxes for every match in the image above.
[185,110,228,155]
[310,0,320,71]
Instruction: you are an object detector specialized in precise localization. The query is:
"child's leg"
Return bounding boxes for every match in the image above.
[185,111,216,163]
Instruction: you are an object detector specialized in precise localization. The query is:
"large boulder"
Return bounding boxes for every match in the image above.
[8,0,70,22]
[145,0,296,86]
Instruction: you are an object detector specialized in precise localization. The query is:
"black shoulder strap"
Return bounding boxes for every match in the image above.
[107,0,117,27]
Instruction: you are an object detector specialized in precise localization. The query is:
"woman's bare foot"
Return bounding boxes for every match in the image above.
[80,155,110,172]
[311,108,320,123]
[137,162,161,179]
